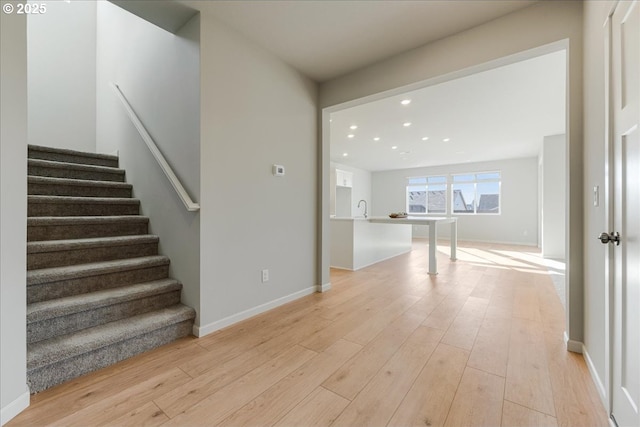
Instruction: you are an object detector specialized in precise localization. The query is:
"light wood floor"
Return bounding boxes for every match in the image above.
[9,240,609,427]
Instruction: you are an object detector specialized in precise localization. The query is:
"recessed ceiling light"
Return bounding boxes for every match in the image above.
[421,137,429,141]
[443,138,451,142]
[391,146,398,150]
[401,99,411,105]
[403,122,412,127]
[350,125,358,130]
[343,152,349,157]
[373,137,380,141]
[348,134,355,139]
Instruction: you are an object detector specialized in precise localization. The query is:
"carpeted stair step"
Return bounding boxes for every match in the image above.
[28,216,149,241]
[27,256,170,303]
[28,176,133,198]
[27,235,160,270]
[27,279,183,343]
[28,144,119,168]
[27,304,196,392]
[28,159,125,182]
[28,195,140,217]
[24,145,196,393]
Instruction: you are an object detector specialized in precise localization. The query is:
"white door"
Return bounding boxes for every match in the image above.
[610,1,640,426]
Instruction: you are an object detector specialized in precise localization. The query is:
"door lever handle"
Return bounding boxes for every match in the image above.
[599,231,621,246]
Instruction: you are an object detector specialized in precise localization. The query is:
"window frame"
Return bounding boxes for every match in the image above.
[451,171,501,215]
[405,171,502,216]
[406,175,448,215]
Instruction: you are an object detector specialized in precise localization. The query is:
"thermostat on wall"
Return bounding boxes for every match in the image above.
[272,164,285,176]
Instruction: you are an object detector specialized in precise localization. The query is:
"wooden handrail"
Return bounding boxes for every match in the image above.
[111,83,200,212]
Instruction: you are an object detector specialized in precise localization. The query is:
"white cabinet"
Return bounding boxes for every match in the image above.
[330,169,353,218]
[335,187,352,217]
[330,218,412,270]
[332,168,353,217]
[335,169,353,187]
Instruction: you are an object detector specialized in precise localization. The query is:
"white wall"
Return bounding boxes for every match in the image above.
[0,1,611,422]
[372,157,538,246]
[96,2,201,323]
[27,0,97,152]
[320,0,585,346]
[538,156,543,248]
[1,10,29,426]
[198,16,318,334]
[541,134,567,259]
[330,162,372,217]
[582,0,614,405]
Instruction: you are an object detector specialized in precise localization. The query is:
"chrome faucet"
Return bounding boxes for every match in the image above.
[357,199,368,218]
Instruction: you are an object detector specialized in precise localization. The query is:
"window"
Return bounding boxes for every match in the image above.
[452,172,501,214]
[406,172,501,215]
[406,176,447,214]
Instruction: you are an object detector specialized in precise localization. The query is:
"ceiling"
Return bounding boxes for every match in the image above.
[110,1,199,33]
[330,50,567,172]
[183,0,537,82]
[181,0,563,172]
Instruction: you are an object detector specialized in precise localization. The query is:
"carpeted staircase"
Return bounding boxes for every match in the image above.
[26,144,196,393]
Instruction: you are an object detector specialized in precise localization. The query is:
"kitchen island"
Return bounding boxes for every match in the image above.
[368,216,457,275]
[330,216,457,274]
[330,217,412,271]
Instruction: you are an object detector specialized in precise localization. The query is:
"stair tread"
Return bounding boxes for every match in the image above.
[28,195,140,205]
[25,146,195,392]
[27,279,181,323]
[28,175,132,189]
[27,255,170,286]
[29,158,124,173]
[27,304,195,370]
[27,235,159,253]
[28,144,118,162]
[28,215,149,226]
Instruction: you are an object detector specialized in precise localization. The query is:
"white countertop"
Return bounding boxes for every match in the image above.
[368,216,457,225]
[331,216,456,224]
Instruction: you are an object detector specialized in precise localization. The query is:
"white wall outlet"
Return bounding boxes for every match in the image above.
[272,164,285,176]
[261,269,269,283]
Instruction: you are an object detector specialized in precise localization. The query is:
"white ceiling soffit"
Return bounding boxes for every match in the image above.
[330,50,566,172]
[109,0,199,34]
[182,0,537,82]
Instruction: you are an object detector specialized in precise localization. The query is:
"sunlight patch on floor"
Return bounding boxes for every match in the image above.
[424,242,568,293]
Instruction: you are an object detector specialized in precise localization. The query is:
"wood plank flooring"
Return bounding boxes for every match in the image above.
[8,240,609,427]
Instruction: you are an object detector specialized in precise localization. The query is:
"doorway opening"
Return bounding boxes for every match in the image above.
[320,42,570,334]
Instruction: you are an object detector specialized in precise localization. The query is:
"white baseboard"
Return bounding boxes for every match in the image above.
[330,250,412,272]
[329,265,353,271]
[193,285,318,338]
[564,331,583,353]
[1,386,30,426]
[411,235,538,246]
[318,282,331,292]
[582,345,607,407]
[353,250,412,271]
